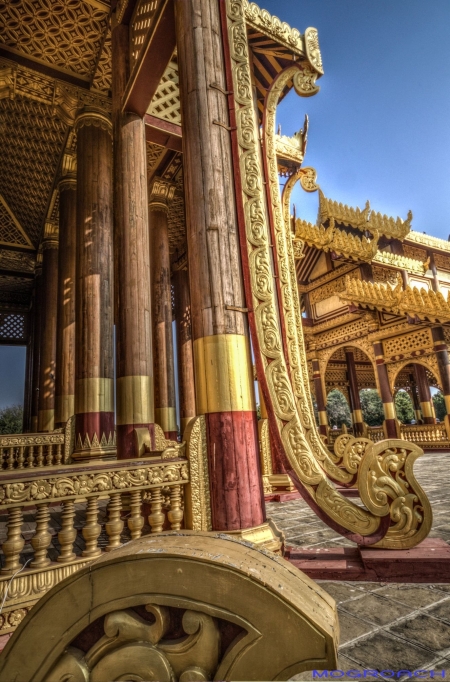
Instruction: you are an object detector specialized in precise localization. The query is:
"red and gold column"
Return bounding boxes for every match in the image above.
[112,17,154,458]
[30,258,43,432]
[175,0,265,532]
[408,372,422,422]
[373,341,398,438]
[431,327,450,417]
[345,347,364,436]
[38,224,59,432]
[312,358,328,437]
[55,174,76,428]
[414,363,435,424]
[173,266,196,436]
[149,179,178,441]
[73,108,115,459]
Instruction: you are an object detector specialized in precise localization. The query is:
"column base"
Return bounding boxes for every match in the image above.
[71,445,116,462]
[219,519,285,555]
[269,473,295,492]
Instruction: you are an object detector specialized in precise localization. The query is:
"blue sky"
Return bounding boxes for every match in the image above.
[266,0,450,234]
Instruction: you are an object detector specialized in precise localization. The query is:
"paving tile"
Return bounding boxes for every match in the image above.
[289,654,361,681]
[337,609,374,644]
[318,581,365,604]
[389,612,450,653]
[342,631,436,671]
[375,585,446,608]
[339,593,413,625]
[430,585,450,594]
[426,599,450,624]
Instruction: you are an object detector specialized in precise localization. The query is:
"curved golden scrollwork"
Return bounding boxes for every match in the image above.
[225,0,431,548]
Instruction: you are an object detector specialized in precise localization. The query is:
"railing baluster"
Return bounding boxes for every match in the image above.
[30,503,52,568]
[105,493,124,551]
[57,500,77,563]
[27,445,35,467]
[17,446,25,469]
[7,447,14,470]
[82,497,102,558]
[168,485,183,531]
[128,490,144,540]
[37,445,44,467]
[55,444,62,466]
[148,487,165,533]
[1,507,25,575]
[45,445,53,467]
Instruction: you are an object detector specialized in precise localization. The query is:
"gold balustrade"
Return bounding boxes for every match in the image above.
[0,416,74,470]
[367,426,384,443]
[0,454,189,634]
[399,422,450,448]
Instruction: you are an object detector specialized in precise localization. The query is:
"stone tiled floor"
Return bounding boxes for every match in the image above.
[266,452,450,681]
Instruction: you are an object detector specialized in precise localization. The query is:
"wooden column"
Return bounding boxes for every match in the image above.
[408,372,422,422]
[22,333,33,432]
[38,227,58,432]
[30,262,43,431]
[112,18,154,458]
[73,108,115,459]
[373,341,398,437]
[149,179,178,441]
[55,175,76,428]
[312,358,328,437]
[432,327,450,418]
[175,0,265,532]
[414,363,435,424]
[345,347,364,436]
[173,266,196,436]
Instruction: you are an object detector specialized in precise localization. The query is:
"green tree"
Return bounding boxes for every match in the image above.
[360,389,384,426]
[326,390,351,427]
[432,391,446,422]
[394,390,414,424]
[0,404,23,434]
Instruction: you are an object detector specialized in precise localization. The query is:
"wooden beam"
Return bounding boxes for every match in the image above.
[122,0,176,117]
[144,114,182,152]
[0,243,35,254]
[0,269,34,279]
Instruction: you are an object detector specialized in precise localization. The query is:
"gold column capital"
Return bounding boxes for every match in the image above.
[58,173,77,193]
[42,221,58,249]
[149,177,177,213]
[75,107,112,135]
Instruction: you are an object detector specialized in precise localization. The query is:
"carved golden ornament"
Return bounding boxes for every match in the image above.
[243,0,307,57]
[0,532,338,681]
[357,439,432,549]
[304,27,324,74]
[75,107,112,134]
[183,416,212,532]
[372,249,428,274]
[227,3,383,539]
[407,231,450,252]
[340,275,450,323]
[0,459,188,509]
[149,176,177,212]
[295,216,379,262]
[293,64,320,97]
[318,189,412,240]
[227,0,432,547]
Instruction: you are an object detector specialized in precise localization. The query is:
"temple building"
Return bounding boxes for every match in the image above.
[0,1,444,679]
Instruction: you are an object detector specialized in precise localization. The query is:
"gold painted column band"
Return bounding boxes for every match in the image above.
[352,409,363,423]
[383,402,396,420]
[444,395,450,413]
[116,376,153,425]
[55,395,74,425]
[38,409,54,432]
[420,401,433,418]
[155,407,177,433]
[193,334,255,414]
[75,378,114,414]
[318,410,328,426]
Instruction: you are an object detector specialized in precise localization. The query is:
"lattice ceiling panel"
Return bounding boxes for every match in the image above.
[0,0,110,79]
[0,198,30,247]
[147,57,181,125]
[0,96,66,246]
[327,346,372,363]
[147,141,165,177]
